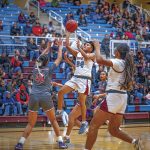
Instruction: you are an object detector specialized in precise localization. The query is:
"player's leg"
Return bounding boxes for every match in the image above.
[64,105,81,143]
[46,108,68,149]
[78,93,88,134]
[85,109,112,150]
[57,85,74,113]
[15,111,38,150]
[108,114,142,150]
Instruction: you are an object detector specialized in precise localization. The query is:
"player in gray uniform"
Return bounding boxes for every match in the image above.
[15,41,68,150]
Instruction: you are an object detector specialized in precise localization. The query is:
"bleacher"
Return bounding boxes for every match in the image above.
[40,1,117,41]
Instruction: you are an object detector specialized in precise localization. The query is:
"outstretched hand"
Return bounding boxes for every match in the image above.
[64,51,69,63]
[76,39,81,49]
[93,40,100,50]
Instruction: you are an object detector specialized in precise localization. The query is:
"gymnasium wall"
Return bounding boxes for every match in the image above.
[14,0,28,8]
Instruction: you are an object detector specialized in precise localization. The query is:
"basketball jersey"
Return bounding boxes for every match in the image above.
[106,58,125,92]
[74,52,94,78]
[31,63,56,95]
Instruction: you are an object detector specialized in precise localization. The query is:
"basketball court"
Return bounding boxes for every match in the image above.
[0,124,150,150]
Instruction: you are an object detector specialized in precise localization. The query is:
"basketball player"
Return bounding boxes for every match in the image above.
[63,71,108,144]
[84,42,142,150]
[57,31,95,134]
[15,40,68,150]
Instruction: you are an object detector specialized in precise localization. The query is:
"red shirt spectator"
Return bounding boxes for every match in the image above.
[124,30,135,39]
[16,84,29,105]
[32,23,43,36]
[38,0,46,7]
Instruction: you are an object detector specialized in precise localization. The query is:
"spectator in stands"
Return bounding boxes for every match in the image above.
[145,90,150,105]
[0,20,3,31]
[18,12,27,24]
[94,71,107,94]
[27,38,39,61]
[28,12,37,24]
[48,21,55,33]
[0,65,6,79]
[135,30,144,42]
[78,14,87,27]
[38,0,46,7]
[85,5,94,15]
[0,52,11,77]
[50,39,60,60]
[0,0,8,8]
[77,8,84,16]
[66,66,74,80]
[39,39,47,54]
[51,0,59,7]
[7,78,18,96]
[122,0,130,10]
[64,13,74,26]
[2,91,17,116]
[142,23,150,41]
[124,28,135,40]
[16,84,29,115]
[32,23,43,36]
[73,0,81,6]
[27,74,33,94]
[23,22,32,36]
[10,50,24,73]
[10,22,21,36]
[101,34,110,58]
[42,28,49,37]
[0,79,7,99]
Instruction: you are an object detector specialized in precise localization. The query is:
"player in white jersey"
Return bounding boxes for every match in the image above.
[85,42,142,150]
[57,31,95,134]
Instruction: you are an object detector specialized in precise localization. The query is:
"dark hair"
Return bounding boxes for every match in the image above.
[86,41,95,52]
[36,54,49,68]
[116,44,135,91]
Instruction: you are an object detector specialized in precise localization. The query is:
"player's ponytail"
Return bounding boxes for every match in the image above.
[116,44,135,91]
[36,54,49,77]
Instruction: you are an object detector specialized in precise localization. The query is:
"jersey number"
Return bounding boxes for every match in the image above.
[76,61,84,68]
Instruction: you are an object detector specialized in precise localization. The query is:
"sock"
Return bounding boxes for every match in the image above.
[18,137,26,144]
[57,110,62,113]
[65,135,70,139]
[57,136,63,142]
[132,139,136,144]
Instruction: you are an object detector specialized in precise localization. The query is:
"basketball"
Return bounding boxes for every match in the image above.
[66,20,78,33]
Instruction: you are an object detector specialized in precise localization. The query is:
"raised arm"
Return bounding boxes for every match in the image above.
[54,39,63,67]
[77,40,95,61]
[64,51,75,70]
[94,40,112,67]
[66,31,78,57]
[41,41,51,55]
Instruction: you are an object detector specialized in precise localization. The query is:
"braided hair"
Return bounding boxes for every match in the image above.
[116,44,135,91]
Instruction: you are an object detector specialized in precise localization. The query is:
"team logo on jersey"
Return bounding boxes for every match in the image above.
[35,73,45,84]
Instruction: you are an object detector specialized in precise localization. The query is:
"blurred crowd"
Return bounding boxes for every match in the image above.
[0,0,149,117]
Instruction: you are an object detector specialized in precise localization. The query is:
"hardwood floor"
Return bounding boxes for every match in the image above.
[0,124,150,150]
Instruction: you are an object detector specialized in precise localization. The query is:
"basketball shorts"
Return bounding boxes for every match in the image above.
[65,76,91,95]
[100,92,127,114]
[28,93,54,112]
